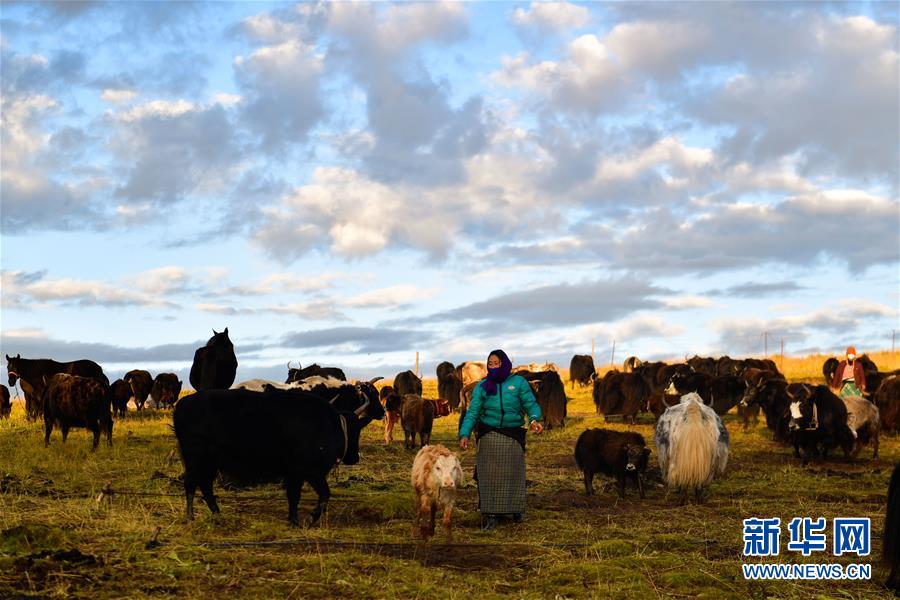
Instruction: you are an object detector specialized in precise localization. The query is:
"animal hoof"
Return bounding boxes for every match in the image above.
[482,515,498,531]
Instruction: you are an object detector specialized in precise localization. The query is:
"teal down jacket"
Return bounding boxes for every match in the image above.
[458,374,542,439]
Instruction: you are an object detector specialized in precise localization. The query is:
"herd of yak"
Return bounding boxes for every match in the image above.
[2,331,900,593]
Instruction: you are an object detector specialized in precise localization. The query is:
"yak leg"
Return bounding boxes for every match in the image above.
[418,494,432,540]
[429,503,437,538]
[184,472,197,521]
[307,473,331,525]
[61,423,70,443]
[872,429,879,459]
[103,416,113,447]
[284,476,302,526]
[637,475,645,499]
[442,504,453,542]
[583,471,594,496]
[616,474,626,499]
[89,422,101,451]
[44,417,53,447]
[695,486,705,504]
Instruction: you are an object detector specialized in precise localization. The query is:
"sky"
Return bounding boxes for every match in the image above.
[1,1,898,386]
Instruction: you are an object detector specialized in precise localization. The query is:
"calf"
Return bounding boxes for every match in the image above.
[0,383,10,419]
[109,379,132,417]
[380,385,402,444]
[411,444,463,541]
[574,429,649,498]
[401,394,434,449]
[842,394,880,459]
[43,373,112,450]
[150,373,182,408]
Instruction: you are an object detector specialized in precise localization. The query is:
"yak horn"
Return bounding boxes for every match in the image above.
[368,376,384,384]
[662,395,673,408]
[287,361,294,370]
[329,394,340,404]
[354,399,370,416]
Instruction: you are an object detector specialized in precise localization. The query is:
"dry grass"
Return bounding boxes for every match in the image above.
[1,368,897,598]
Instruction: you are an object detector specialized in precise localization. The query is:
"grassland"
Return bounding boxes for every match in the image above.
[1,354,898,599]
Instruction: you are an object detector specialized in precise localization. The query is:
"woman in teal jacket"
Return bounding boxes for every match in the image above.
[459,349,543,530]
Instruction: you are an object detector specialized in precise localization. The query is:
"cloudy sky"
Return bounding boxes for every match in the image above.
[1,1,898,384]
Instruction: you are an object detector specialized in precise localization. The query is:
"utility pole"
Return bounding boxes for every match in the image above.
[610,340,616,369]
[591,338,595,363]
[415,352,419,377]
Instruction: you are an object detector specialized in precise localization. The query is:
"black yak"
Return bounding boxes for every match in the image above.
[42,373,112,450]
[569,355,596,389]
[393,370,423,397]
[174,388,378,526]
[574,428,649,498]
[0,383,10,419]
[150,373,182,408]
[109,379,132,417]
[436,361,462,410]
[6,354,107,420]
[518,369,567,428]
[124,369,153,410]
[401,394,434,449]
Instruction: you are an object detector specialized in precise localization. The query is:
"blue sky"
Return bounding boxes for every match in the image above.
[1,1,898,385]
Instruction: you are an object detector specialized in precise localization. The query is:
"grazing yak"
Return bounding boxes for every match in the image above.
[875,376,900,433]
[569,355,596,389]
[411,444,463,541]
[380,385,402,444]
[841,394,880,459]
[123,369,153,410]
[189,328,238,391]
[394,370,423,398]
[741,380,812,443]
[42,373,112,450]
[436,361,463,411]
[109,379,132,417]
[285,363,347,383]
[6,354,108,420]
[0,383,11,419]
[518,369,567,428]
[285,376,384,418]
[401,394,434,449]
[593,370,649,424]
[867,369,900,398]
[150,373,183,408]
[885,462,900,595]
[655,393,729,503]
[574,429,649,499]
[174,388,378,526]
[787,386,855,465]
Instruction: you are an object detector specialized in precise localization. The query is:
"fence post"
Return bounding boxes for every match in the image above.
[415,352,420,377]
[610,340,616,368]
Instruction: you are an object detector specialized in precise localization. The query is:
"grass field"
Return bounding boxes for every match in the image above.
[1,354,898,598]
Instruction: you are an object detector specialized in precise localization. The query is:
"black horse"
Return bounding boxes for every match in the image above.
[189,328,238,391]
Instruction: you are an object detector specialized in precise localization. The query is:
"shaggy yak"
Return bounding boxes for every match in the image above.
[401,394,434,449]
[655,393,729,504]
[411,444,463,541]
[574,428,649,499]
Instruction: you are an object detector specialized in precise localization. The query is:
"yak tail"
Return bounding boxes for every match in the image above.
[885,463,900,564]
[666,400,718,488]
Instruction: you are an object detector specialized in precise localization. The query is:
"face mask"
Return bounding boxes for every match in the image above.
[847,354,855,361]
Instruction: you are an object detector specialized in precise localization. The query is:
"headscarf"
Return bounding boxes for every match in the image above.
[481,349,512,396]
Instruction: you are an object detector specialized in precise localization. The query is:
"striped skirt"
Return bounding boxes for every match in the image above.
[476,431,527,515]
[839,381,864,398]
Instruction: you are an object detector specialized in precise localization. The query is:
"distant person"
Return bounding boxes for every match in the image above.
[831,346,866,398]
[458,349,543,530]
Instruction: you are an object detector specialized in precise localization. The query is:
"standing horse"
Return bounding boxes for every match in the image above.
[189,328,238,391]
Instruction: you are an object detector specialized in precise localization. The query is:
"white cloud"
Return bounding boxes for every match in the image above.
[512,2,590,32]
[663,296,714,309]
[101,88,137,104]
[345,284,440,308]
